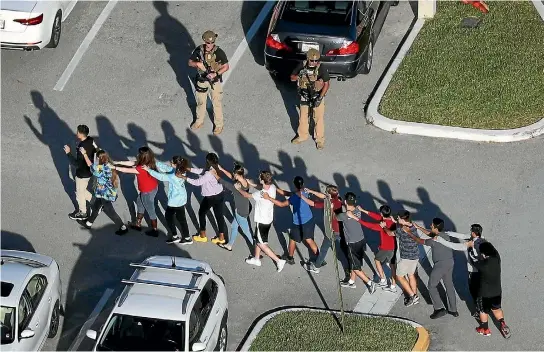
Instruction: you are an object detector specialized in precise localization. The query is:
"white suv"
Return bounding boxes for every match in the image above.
[1,250,62,351]
[86,256,228,352]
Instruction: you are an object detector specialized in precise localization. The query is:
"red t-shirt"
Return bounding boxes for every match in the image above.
[136,165,159,193]
[358,211,396,251]
[313,196,342,233]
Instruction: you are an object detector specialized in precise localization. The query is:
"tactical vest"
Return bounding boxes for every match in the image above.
[199,45,222,73]
[297,61,323,99]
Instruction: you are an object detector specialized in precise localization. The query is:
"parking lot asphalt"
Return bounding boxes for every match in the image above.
[2,1,543,351]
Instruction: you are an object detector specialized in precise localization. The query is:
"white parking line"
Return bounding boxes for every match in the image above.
[54,0,118,91]
[68,288,114,351]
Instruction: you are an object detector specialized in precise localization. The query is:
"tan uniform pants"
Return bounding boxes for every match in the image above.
[297,99,325,144]
[195,80,224,129]
[76,176,93,213]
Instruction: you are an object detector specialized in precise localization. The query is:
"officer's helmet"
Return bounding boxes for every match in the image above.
[202,30,218,44]
[306,48,320,61]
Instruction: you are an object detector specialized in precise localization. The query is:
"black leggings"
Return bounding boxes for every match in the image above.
[198,193,225,233]
[165,205,189,239]
[88,198,123,227]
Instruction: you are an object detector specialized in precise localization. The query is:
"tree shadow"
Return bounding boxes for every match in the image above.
[0,231,36,253]
[24,90,77,210]
[56,224,192,350]
[153,0,198,122]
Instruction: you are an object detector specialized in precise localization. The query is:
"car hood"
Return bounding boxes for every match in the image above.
[275,20,353,39]
[0,1,37,13]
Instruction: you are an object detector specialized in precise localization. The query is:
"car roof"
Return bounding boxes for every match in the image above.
[112,256,213,322]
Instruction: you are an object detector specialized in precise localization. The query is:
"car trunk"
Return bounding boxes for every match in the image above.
[0,1,38,33]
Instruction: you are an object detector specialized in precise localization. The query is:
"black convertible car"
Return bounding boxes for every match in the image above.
[264,0,397,80]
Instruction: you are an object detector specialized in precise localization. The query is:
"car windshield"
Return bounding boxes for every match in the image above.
[281,1,352,26]
[1,306,15,345]
[97,314,185,351]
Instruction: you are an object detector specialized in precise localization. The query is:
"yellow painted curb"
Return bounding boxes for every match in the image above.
[412,327,430,351]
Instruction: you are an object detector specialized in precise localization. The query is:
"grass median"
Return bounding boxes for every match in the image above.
[379,1,544,130]
[248,311,418,351]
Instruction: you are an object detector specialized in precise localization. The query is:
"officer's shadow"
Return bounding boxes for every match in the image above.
[271,75,300,135]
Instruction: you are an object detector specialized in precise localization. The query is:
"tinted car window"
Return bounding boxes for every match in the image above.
[281,1,353,26]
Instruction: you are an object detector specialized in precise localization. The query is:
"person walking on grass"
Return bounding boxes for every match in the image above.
[77,148,128,236]
[348,205,398,293]
[234,171,286,272]
[210,162,254,253]
[142,159,192,245]
[113,147,167,237]
[335,192,376,293]
[264,176,320,271]
[179,153,226,244]
[64,124,97,220]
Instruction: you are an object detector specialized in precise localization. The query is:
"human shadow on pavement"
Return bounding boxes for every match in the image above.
[272,76,300,135]
[56,224,192,351]
[153,0,198,122]
[24,91,77,211]
[240,1,271,66]
[0,231,36,253]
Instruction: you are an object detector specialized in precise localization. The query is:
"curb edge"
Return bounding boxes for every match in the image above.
[366,2,544,143]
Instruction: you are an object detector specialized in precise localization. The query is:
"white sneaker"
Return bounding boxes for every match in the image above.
[384,285,398,293]
[377,279,388,287]
[245,257,262,267]
[277,259,286,272]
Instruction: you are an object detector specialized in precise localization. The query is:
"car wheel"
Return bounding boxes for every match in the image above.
[214,313,228,352]
[48,300,60,338]
[46,11,62,48]
[360,33,374,74]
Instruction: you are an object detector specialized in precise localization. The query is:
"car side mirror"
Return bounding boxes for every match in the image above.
[192,342,206,351]
[86,329,97,340]
[20,329,35,339]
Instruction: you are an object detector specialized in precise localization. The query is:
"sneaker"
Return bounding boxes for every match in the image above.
[179,237,193,245]
[245,257,262,267]
[69,211,88,220]
[303,261,320,274]
[405,296,415,307]
[277,259,286,272]
[476,327,492,336]
[77,220,92,229]
[499,321,511,339]
[368,281,376,294]
[145,229,159,238]
[115,226,129,236]
[211,237,225,244]
[282,254,295,265]
[166,236,181,244]
[192,234,208,243]
[412,294,420,305]
[377,279,388,287]
[340,279,356,289]
[384,285,397,293]
[430,308,447,319]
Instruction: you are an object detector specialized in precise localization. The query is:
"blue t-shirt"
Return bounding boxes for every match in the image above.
[289,191,313,225]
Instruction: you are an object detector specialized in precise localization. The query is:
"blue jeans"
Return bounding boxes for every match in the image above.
[136,187,158,219]
[228,212,253,246]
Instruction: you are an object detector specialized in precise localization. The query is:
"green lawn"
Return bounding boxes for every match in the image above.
[248,311,418,351]
[379,1,544,129]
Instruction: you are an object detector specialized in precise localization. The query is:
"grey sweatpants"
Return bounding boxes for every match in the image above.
[428,260,457,312]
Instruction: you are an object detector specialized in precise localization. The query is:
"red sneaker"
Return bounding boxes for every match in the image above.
[476,327,491,336]
[499,321,511,339]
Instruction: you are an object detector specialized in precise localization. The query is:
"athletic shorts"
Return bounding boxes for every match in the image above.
[375,249,394,264]
[476,295,502,313]
[396,258,418,276]
[347,240,366,270]
[254,223,272,244]
[289,220,315,242]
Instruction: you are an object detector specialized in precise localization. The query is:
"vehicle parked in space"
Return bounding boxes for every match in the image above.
[86,256,229,352]
[0,250,63,351]
[0,0,78,50]
[264,0,397,80]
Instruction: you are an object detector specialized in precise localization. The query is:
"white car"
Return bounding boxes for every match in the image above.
[0,0,77,50]
[86,256,229,352]
[0,250,63,351]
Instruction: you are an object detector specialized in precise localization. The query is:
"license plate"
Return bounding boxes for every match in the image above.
[301,43,319,52]
[0,20,4,30]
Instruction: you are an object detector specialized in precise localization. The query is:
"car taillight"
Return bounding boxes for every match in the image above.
[14,14,43,26]
[326,41,359,56]
[266,34,292,52]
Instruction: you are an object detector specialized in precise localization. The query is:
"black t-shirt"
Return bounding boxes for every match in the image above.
[189,45,229,67]
[474,255,502,297]
[75,137,96,178]
[292,62,330,82]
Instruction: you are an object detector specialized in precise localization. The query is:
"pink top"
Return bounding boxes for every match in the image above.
[186,167,224,197]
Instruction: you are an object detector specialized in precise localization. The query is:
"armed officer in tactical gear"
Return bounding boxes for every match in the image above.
[290,48,330,150]
[188,30,230,135]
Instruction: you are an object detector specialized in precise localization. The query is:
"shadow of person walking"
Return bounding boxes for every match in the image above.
[153,0,197,121]
[24,91,78,210]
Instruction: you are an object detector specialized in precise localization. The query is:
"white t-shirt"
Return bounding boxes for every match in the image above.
[251,184,276,225]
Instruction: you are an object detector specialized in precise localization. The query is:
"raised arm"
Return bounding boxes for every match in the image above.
[275,187,292,197]
[189,167,204,174]
[412,222,432,236]
[445,231,471,240]
[434,236,470,251]
[79,147,93,167]
[114,166,140,174]
[305,188,326,199]
[347,211,384,232]
[218,165,233,180]
[113,160,136,166]
[263,192,289,207]
[143,166,171,182]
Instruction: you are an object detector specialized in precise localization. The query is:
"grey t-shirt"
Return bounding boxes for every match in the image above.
[396,225,419,260]
[424,232,454,264]
[336,210,365,244]
[219,179,251,217]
